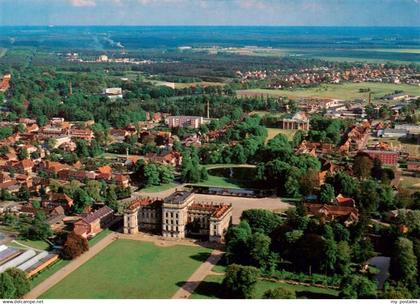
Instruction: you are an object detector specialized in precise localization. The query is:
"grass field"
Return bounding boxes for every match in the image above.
[11,239,50,251]
[238,82,420,101]
[30,259,71,288]
[41,240,212,299]
[215,46,420,63]
[191,275,338,299]
[150,80,225,89]
[140,182,179,193]
[267,128,296,142]
[191,175,243,189]
[400,176,420,191]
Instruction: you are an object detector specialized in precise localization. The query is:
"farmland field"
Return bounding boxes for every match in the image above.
[238,82,420,101]
[40,240,212,299]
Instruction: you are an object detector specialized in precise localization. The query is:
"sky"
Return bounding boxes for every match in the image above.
[0,0,419,26]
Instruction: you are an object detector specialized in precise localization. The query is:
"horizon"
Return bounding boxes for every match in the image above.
[1,25,420,28]
[0,0,419,27]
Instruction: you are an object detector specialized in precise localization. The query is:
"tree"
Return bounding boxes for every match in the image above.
[371,157,383,180]
[353,154,373,179]
[24,212,53,240]
[321,237,337,274]
[320,183,335,203]
[225,221,252,265]
[89,139,103,157]
[17,148,28,160]
[144,163,161,186]
[240,209,282,235]
[0,126,14,140]
[352,238,375,263]
[17,185,30,201]
[263,286,296,299]
[75,139,90,158]
[0,272,16,299]
[248,232,275,271]
[223,264,259,299]
[200,166,208,181]
[4,268,30,298]
[299,168,319,195]
[105,185,118,211]
[159,165,174,184]
[391,237,418,288]
[84,180,103,202]
[339,275,377,299]
[383,283,412,299]
[61,232,89,260]
[72,188,93,214]
[231,144,247,164]
[292,130,305,148]
[335,241,351,275]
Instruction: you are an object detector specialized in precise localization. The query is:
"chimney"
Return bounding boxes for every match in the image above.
[207,100,210,119]
[69,81,73,96]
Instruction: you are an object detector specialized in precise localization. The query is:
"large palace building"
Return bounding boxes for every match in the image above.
[123,191,232,242]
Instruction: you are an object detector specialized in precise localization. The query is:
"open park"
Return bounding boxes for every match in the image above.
[40,239,212,299]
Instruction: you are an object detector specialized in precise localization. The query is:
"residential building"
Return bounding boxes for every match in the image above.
[363,150,400,166]
[73,206,114,238]
[167,116,204,129]
[304,203,359,226]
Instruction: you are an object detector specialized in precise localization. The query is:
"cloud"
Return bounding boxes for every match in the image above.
[69,0,97,6]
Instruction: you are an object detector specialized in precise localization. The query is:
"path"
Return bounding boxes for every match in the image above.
[172,249,224,299]
[24,232,117,299]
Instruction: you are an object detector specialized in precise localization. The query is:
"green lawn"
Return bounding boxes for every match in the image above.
[30,259,71,288]
[11,239,51,251]
[88,229,113,247]
[41,240,212,299]
[267,128,297,142]
[140,182,179,193]
[191,275,339,299]
[238,82,420,101]
[191,175,243,189]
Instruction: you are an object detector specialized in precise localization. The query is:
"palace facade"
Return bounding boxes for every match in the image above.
[123,191,232,243]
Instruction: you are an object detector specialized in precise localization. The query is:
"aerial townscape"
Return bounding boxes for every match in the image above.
[0,0,419,302]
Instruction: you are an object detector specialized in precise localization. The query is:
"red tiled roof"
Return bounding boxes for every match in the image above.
[188,203,231,219]
[20,159,34,169]
[97,166,112,174]
[127,197,156,210]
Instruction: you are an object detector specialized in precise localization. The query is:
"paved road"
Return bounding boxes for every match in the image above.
[24,232,117,299]
[172,249,224,299]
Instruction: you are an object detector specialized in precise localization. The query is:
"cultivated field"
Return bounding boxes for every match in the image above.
[40,240,212,299]
[238,82,420,101]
